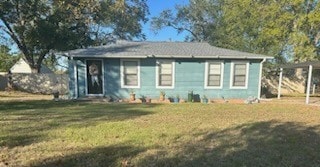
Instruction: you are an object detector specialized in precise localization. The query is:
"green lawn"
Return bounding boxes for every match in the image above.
[1,101,320,167]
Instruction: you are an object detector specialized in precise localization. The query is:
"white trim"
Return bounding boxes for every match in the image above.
[306,65,313,104]
[71,54,272,60]
[120,59,141,89]
[258,58,266,98]
[73,58,78,98]
[204,60,224,89]
[71,55,148,58]
[277,68,283,99]
[230,61,249,89]
[85,59,105,96]
[156,59,175,89]
[147,55,273,59]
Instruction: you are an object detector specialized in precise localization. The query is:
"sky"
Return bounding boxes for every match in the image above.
[143,0,189,42]
[1,0,189,53]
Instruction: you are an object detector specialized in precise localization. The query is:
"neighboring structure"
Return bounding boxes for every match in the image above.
[4,58,68,94]
[278,61,320,104]
[66,41,272,100]
[10,58,53,73]
[0,72,8,91]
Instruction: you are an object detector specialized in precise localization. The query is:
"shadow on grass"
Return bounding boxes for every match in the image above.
[32,144,145,167]
[28,121,320,167]
[137,121,320,167]
[0,101,159,148]
[0,100,81,112]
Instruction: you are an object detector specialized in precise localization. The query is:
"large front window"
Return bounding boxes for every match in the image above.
[156,60,175,88]
[121,59,140,88]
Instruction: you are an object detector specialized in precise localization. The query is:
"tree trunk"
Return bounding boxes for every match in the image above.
[30,65,40,73]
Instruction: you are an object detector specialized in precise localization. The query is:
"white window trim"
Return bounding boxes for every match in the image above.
[120,59,140,89]
[156,59,175,89]
[85,59,105,96]
[204,60,224,89]
[230,61,249,89]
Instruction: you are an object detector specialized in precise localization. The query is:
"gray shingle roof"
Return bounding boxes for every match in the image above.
[68,40,273,59]
[280,61,320,69]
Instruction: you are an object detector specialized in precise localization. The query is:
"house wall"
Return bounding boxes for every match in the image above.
[69,58,262,99]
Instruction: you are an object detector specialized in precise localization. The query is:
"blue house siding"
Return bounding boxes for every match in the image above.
[69,58,262,99]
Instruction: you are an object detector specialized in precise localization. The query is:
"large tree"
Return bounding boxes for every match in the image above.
[0,0,148,73]
[151,0,221,42]
[151,0,320,63]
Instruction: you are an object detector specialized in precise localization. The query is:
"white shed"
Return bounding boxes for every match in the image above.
[10,58,53,73]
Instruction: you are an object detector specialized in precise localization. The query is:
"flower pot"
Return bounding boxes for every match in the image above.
[159,95,165,101]
[130,94,135,101]
[188,91,193,102]
[173,97,179,103]
[202,98,208,104]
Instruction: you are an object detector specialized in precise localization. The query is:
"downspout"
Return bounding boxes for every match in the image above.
[258,58,266,99]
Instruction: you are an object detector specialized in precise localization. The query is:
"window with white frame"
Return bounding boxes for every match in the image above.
[231,61,249,88]
[205,61,223,88]
[156,60,175,88]
[121,59,140,88]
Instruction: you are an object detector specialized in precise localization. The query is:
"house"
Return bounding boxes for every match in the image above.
[66,40,272,100]
[10,58,53,73]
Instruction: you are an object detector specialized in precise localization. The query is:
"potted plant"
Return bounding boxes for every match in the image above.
[159,91,165,101]
[202,95,208,104]
[173,94,180,103]
[188,90,193,102]
[130,89,135,101]
[146,97,151,103]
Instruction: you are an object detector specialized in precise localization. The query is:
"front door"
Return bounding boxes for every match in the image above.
[86,60,103,95]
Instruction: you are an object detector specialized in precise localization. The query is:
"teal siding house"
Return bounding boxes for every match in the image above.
[67,41,272,100]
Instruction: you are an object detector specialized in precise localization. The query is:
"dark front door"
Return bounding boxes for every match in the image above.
[86,60,103,95]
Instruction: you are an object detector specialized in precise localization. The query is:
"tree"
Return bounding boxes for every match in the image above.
[151,0,221,42]
[0,0,148,73]
[0,45,19,72]
[151,0,320,63]
[219,0,320,62]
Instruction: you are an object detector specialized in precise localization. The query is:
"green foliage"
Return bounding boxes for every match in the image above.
[151,0,320,63]
[0,0,149,73]
[0,45,19,72]
[151,0,219,42]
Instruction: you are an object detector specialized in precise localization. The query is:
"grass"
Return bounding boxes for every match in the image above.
[1,100,320,166]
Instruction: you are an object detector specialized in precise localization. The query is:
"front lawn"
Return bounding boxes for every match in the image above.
[1,101,320,166]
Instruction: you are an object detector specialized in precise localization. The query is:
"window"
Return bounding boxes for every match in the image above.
[205,61,224,89]
[156,60,175,89]
[230,61,249,89]
[121,59,140,88]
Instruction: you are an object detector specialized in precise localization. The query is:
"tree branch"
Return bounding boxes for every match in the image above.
[169,23,201,41]
[0,18,31,63]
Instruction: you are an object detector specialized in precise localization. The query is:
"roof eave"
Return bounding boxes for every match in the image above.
[70,54,273,60]
[148,55,273,59]
[70,55,148,58]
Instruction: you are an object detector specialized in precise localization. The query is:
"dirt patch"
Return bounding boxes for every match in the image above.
[0,91,52,101]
